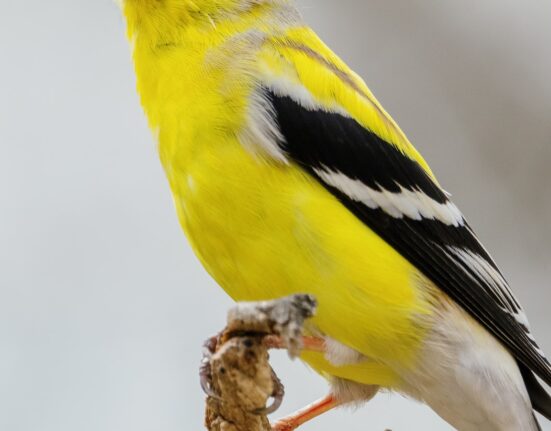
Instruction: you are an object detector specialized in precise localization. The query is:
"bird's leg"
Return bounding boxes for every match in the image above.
[271,394,341,431]
[254,334,326,416]
[263,336,346,430]
[263,334,326,353]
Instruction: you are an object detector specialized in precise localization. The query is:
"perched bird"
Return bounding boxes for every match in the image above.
[119,1,551,429]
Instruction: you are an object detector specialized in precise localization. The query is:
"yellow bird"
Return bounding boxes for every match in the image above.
[119,1,551,429]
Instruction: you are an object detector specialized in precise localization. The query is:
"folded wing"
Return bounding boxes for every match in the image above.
[259,85,551,393]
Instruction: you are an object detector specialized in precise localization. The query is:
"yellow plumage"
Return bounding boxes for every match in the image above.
[120,3,551,429]
[123,0,436,389]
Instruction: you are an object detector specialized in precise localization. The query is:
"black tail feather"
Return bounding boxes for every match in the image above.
[519,362,551,421]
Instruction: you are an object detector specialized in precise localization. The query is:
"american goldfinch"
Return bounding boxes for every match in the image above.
[119,1,551,429]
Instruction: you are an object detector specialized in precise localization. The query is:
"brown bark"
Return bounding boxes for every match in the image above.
[204,294,317,431]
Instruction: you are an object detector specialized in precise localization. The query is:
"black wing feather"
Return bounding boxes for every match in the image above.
[266,89,551,387]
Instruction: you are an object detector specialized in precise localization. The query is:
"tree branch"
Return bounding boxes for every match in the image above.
[203,294,317,431]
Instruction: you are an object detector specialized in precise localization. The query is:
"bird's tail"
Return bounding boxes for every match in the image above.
[519,362,551,423]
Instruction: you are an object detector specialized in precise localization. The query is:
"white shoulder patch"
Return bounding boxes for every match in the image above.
[241,88,288,163]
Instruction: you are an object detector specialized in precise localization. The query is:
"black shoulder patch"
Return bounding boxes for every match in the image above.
[269,90,447,203]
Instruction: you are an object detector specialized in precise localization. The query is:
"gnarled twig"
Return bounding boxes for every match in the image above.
[203,294,317,431]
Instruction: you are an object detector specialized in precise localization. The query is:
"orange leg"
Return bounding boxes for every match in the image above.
[264,335,326,353]
[271,394,341,431]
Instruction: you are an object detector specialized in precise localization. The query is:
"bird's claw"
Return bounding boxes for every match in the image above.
[199,334,221,399]
[255,367,285,415]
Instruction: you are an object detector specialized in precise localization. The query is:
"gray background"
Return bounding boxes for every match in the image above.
[1,0,550,429]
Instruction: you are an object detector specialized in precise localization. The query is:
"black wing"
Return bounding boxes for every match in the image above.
[265,89,551,389]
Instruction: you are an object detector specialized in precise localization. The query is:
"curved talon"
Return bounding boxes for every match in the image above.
[204,334,219,355]
[200,358,221,399]
[199,335,221,399]
[255,367,285,415]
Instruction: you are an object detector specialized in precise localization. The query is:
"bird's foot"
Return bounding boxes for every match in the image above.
[263,334,326,353]
[271,395,340,431]
[199,333,222,399]
[256,367,285,415]
[226,294,318,357]
[201,294,320,421]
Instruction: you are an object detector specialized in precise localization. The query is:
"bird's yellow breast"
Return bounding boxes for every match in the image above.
[169,129,435,385]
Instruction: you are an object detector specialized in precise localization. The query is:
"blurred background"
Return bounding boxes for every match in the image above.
[1,0,550,429]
